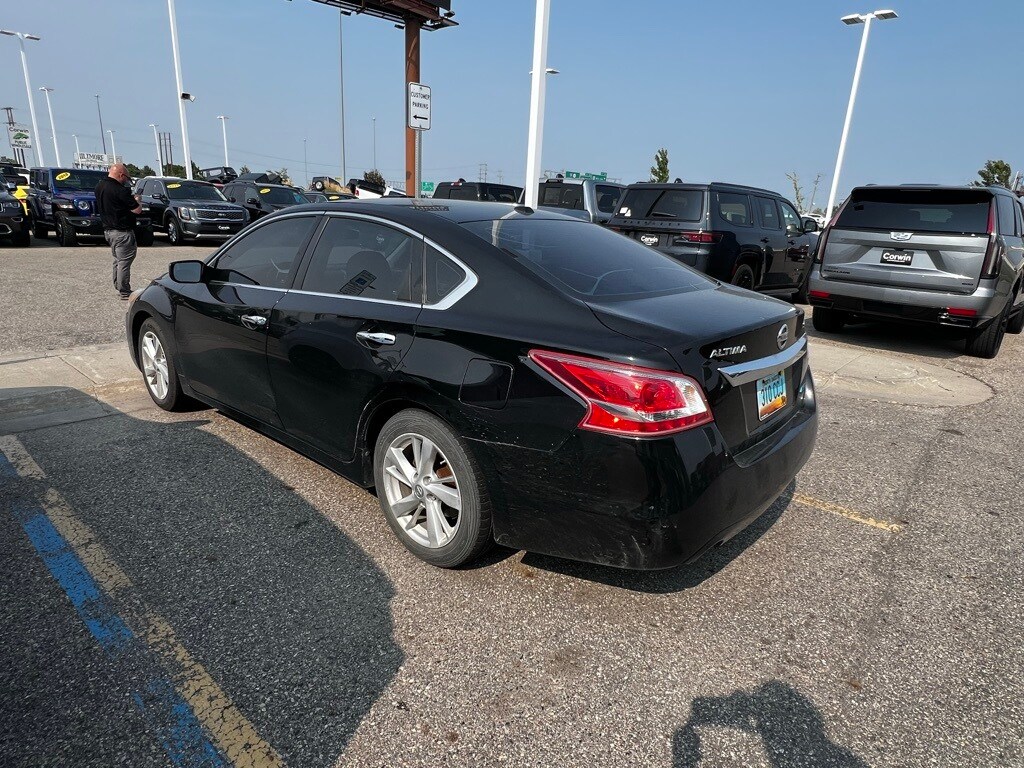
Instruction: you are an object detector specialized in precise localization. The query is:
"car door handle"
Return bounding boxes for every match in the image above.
[356,331,396,346]
[240,314,268,330]
[760,238,770,244]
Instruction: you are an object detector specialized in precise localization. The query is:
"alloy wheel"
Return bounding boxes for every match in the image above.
[140,330,169,400]
[382,433,462,548]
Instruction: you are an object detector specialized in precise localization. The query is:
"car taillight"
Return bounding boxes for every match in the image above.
[809,290,831,300]
[678,231,723,243]
[529,350,713,437]
[815,200,849,263]
[981,202,1000,278]
[946,307,977,317]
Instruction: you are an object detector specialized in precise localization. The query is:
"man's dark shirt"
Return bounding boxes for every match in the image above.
[94,177,138,230]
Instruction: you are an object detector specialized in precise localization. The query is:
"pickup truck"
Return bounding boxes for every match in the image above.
[28,167,154,247]
[535,178,626,225]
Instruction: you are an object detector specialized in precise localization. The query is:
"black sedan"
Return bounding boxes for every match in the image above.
[126,200,817,569]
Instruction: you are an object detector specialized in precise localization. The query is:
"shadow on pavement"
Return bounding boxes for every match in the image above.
[518,482,794,594]
[805,316,967,361]
[1,387,401,767]
[672,680,867,767]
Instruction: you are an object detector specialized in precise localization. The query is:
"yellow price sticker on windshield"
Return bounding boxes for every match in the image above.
[167,183,182,189]
[55,172,71,181]
[259,188,271,194]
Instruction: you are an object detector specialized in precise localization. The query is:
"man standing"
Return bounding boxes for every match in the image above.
[94,163,142,300]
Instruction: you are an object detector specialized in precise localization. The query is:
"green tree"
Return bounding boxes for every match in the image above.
[364,169,386,187]
[649,148,670,183]
[972,159,1014,189]
[238,165,251,174]
[125,163,155,179]
[163,163,185,177]
[272,168,290,185]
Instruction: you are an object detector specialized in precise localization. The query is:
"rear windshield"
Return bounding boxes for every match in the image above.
[615,188,703,221]
[460,218,712,299]
[837,189,991,234]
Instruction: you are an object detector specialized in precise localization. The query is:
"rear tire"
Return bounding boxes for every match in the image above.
[965,300,1012,358]
[812,306,847,333]
[373,409,493,568]
[792,267,811,304]
[137,318,191,411]
[731,264,756,291]
[55,213,78,247]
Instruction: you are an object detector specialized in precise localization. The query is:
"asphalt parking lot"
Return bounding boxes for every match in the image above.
[1,240,1022,767]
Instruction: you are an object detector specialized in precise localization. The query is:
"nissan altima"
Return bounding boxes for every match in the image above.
[126,200,817,569]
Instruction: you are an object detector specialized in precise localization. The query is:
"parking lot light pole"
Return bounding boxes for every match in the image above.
[72,134,80,160]
[0,30,45,167]
[303,138,309,187]
[167,0,193,179]
[339,10,348,185]
[149,124,162,173]
[372,116,377,171]
[107,130,117,163]
[95,95,106,155]
[39,87,60,166]
[217,115,229,166]
[524,0,551,209]
[825,9,898,219]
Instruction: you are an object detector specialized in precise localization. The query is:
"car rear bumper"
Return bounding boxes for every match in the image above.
[809,269,1008,326]
[476,369,818,570]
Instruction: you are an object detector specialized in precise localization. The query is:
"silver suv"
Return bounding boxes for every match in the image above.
[809,185,1024,358]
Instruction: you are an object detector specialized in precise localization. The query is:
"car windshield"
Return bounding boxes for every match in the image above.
[165,182,226,201]
[51,169,106,191]
[259,186,307,205]
[461,218,713,299]
[837,189,992,234]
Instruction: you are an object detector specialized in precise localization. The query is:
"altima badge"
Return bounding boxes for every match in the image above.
[890,231,913,241]
[777,325,789,350]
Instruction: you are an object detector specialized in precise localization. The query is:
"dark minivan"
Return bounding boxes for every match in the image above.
[607,182,818,301]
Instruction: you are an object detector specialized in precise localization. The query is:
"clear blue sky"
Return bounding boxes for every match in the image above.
[2,0,1021,199]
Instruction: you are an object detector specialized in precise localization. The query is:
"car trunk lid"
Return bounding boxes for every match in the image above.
[586,286,807,452]
[820,187,993,295]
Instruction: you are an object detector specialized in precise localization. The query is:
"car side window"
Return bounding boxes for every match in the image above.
[425,244,467,305]
[717,192,752,227]
[139,180,151,195]
[300,217,421,303]
[754,196,781,230]
[1015,200,1024,237]
[211,216,318,288]
[778,200,802,233]
[996,195,1017,237]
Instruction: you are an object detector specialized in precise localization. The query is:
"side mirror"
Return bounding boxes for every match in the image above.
[802,218,819,233]
[228,196,236,203]
[246,197,260,206]
[168,260,205,284]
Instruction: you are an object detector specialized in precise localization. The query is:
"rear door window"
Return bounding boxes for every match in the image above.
[836,190,992,234]
[716,192,752,227]
[754,196,782,230]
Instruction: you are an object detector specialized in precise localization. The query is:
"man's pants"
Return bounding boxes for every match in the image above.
[105,229,137,296]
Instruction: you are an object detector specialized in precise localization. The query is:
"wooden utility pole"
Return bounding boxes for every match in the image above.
[405,18,422,195]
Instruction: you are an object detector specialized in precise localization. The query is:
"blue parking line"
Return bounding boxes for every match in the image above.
[10,501,228,768]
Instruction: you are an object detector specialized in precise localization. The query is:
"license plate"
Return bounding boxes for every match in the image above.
[880,249,913,265]
[639,233,660,247]
[756,371,787,421]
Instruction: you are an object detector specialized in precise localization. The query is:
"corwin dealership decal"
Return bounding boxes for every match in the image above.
[640,233,659,246]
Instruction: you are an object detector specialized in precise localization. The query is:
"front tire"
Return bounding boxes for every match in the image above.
[166,216,183,245]
[373,409,493,568]
[812,306,848,333]
[137,318,190,411]
[55,213,77,247]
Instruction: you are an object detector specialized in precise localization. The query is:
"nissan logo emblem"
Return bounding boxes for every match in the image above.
[777,324,789,350]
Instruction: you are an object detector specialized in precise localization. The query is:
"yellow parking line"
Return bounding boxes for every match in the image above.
[793,492,905,533]
[0,435,46,479]
[2,436,283,767]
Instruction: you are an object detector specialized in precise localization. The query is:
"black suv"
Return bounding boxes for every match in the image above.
[432,179,523,203]
[197,166,238,186]
[135,177,247,244]
[221,181,309,222]
[0,187,30,247]
[607,182,818,300]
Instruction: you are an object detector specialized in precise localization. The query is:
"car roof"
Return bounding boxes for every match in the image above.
[851,184,1006,194]
[144,176,215,184]
[624,181,784,197]
[271,198,581,224]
